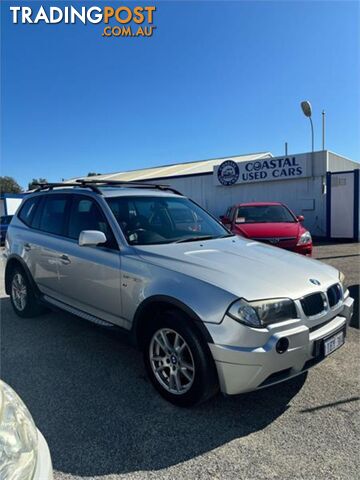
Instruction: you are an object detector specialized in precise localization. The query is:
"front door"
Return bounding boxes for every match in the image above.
[55,195,124,327]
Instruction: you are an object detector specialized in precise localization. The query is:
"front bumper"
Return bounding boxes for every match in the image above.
[206,295,354,395]
[33,429,53,480]
[293,242,313,256]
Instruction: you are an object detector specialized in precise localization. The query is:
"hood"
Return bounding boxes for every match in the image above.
[234,222,301,239]
[134,236,338,301]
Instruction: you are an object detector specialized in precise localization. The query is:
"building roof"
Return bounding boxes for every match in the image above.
[68,151,273,183]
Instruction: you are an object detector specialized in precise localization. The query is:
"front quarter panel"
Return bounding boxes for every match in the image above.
[120,247,236,325]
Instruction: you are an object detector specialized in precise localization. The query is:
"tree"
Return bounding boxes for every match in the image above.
[28,178,47,190]
[0,176,23,194]
[87,172,101,177]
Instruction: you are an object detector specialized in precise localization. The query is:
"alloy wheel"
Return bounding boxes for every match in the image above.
[149,328,195,395]
[11,273,27,311]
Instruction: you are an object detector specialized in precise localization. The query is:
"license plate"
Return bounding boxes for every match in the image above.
[324,330,344,356]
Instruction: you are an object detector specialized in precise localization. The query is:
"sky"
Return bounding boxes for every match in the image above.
[1,0,359,189]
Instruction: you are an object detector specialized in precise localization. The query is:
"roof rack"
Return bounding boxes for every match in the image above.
[32,180,183,196]
[32,182,103,194]
[76,179,183,195]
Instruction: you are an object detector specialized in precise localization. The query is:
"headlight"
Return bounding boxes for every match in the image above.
[297,230,312,245]
[0,380,38,480]
[227,298,297,327]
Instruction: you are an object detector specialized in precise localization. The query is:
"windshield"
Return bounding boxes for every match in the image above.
[106,196,231,245]
[236,205,296,224]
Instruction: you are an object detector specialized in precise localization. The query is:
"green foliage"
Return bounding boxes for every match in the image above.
[0,176,23,194]
[28,178,47,190]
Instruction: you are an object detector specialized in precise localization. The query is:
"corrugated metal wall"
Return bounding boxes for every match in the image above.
[150,151,358,237]
[149,152,325,236]
[328,152,359,172]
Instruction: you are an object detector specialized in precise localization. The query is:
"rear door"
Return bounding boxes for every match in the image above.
[31,194,73,297]
[55,194,123,327]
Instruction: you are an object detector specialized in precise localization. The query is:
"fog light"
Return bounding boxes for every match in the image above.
[276,337,289,354]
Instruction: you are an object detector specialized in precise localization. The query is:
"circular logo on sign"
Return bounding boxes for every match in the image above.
[253,161,262,171]
[217,160,239,186]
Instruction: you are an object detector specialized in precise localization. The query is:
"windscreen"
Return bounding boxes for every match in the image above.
[106,196,231,245]
[236,205,296,224]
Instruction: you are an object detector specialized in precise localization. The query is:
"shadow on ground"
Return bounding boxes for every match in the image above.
[1,297,306,477]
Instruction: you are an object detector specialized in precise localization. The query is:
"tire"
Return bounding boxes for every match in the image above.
[143,309,219,407]
[9,266,45,318]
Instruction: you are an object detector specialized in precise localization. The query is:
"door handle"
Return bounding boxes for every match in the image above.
[60,254,71,265]
[24,243,31,251]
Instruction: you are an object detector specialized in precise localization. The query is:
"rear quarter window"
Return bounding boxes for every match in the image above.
[18,197,40,227]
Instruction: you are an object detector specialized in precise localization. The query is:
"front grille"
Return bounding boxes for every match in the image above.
[253,236,296,246]
[327,283,342,308]
[300,293,326,317]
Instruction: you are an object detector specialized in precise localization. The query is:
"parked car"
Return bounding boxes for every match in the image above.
[4,182,353,406]
[0,215,13,244]
[0,379,53,479]
[220,202,313,255]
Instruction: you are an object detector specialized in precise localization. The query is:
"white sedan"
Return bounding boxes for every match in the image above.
[0,379,53,479]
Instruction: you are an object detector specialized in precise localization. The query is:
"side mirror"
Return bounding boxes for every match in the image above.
[79,230,107,247]
[297,215,304,222]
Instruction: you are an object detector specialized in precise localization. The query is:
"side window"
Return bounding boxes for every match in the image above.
[68,196,116,248]
[18,197,40,227]
[39,195,70,236]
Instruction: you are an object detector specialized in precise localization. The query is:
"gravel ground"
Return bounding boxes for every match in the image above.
[0,243,359,480]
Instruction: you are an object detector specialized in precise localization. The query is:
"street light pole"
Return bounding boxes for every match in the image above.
[322,110,325,150]
[301,100,314,152]
[309,116,314,152]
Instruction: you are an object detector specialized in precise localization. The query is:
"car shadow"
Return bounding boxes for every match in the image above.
[0,296,307,477]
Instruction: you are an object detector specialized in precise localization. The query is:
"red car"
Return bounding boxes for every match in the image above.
[220,202,313,255]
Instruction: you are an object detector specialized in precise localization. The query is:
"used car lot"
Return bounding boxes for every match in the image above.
[4,183,353,407]
[0,242,359,480]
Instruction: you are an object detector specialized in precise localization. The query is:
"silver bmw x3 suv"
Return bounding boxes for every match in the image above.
[4,181,354,406]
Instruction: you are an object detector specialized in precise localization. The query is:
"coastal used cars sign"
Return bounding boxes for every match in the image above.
[214,155,310,186]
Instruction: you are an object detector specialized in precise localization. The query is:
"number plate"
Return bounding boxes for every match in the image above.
[324,330,345,356]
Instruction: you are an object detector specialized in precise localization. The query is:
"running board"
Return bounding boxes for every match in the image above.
[43,295,114,327]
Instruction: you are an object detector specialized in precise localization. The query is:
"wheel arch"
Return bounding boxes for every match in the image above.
[132,295,214,350]
[5,255,41,298]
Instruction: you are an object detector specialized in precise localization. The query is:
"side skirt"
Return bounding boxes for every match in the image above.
[43,295,115,327]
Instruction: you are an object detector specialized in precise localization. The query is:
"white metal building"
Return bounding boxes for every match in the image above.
[0,194,25,217]
[72,150,359,240]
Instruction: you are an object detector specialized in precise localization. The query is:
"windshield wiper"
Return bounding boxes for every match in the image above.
[216,233,235,238]
[174,233,234,243]
[174,235,217,243]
